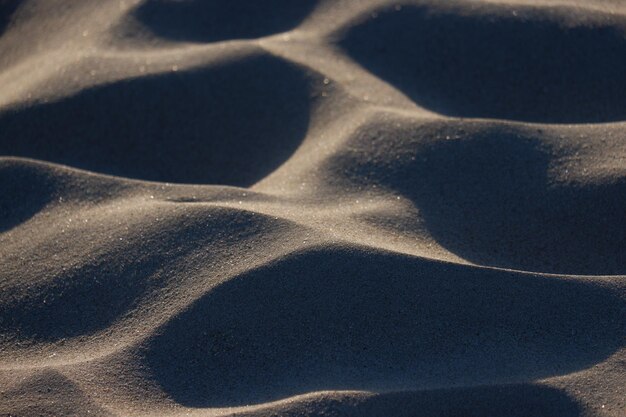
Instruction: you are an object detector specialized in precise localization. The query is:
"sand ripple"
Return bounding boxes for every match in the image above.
[1,1,625,416]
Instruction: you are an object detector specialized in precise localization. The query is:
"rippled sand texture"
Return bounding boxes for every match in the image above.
[1,0,625,416]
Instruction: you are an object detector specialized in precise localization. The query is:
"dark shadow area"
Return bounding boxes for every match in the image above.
[0,0,21,36]
[340,5,626,123]
[142,246,625,407]
[348,384,589,417]
[0,54,312,185]
[132,0,318,42]
[0,160,56,232]
[409,131,626,274]
[336,123,626,275]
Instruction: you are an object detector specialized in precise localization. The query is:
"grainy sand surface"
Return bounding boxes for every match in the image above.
[0,1,625,416]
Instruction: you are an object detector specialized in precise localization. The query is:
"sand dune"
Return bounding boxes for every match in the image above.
[0,1,625,416]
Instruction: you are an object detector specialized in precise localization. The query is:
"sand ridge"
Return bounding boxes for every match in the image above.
[0,0,625,416]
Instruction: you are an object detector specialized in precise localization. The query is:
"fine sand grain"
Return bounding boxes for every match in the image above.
[1,1,625,416]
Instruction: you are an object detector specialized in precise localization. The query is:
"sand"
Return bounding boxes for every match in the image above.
[0,0,625,416]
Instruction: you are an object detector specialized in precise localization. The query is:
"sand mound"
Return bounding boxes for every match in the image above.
[319,118,626,274]
[0,0,624,416]
[141,245,623,407]
[0,52,318,185]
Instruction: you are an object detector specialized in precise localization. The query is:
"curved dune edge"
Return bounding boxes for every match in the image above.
[1,0,625,416]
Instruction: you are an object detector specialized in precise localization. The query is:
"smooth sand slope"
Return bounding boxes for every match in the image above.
[0,0,625,416]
